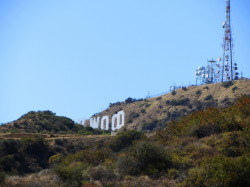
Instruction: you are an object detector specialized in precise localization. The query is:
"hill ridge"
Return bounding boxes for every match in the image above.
[85,79,250,131]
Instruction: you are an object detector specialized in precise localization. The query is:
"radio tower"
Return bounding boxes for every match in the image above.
[221,0,238,81]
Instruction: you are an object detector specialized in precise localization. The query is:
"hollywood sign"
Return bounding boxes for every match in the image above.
[90,110,125,131]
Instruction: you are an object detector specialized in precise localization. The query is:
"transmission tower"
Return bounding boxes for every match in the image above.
[221,0,239,81]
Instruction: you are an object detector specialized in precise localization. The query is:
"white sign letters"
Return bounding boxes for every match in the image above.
[90,110,125,131]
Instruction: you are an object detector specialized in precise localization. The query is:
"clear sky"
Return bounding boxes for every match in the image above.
[1,0,249,124]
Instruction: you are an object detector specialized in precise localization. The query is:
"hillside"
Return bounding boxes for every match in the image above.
[0,110,109,136]
[0,94,249,186]
[87,79,250,131]
[0,111,80,133]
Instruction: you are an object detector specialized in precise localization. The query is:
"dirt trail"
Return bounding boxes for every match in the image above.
[0,133,112,140]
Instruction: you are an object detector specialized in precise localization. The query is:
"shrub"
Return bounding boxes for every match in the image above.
[109,101,122,107]
[64,150,108,166]
[49,154,62,165]
[20,136,50,170]
[0,155,20,174]
[156,97,162,100]
[232,86,238,92]
[195,90,202,95]
[217,131,249,157]
[0,137,53,175]
[89,165,116,183]
[193,124,222,138]
[140,109,146,114]
[126,112,140,124]
[166,98,190,106]
[221,81,234,88]
[221,97,232,105]
[54,162,89,186]
[117,141,172,177]
[183,155,250,187]
[167,168,179,179]
[204,94,213,101]
[117,155,140,176]
[171,90,176,95]
[203,86,209,90]
[125,97,134,103]
[129,112,140,119]
[55,139,64,146]
[182,87,188,91]
[109,130,144,152]
[21,137,49,157]
[163,107,229,138]
[0,139,19,155]
[0,171,5,184]
[125,97,143,104]
[142,120,159,131]
[127,119,133,123]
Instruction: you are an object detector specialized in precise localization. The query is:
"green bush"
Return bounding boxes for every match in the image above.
[117,155,140,175]
[54,162,89,186]
[0,139,19,155]
[109,130,144,152]
[216,131,250,157]
[117,141,172,177]
[126,112,140,124]
[167,168,179,179]
[182,87,188,91]
[203,86,209,90]
[129,112,140,119]
[140,109,146,114]
[204,94,213,101]
[193,124,222,138]
[20,136,50,169]
[142,120,159,131]
[0,137,52,174]
[166,98,190,106]
[125,97,143,103]
[221,81,234,88]
[171,90,176,95]
[221,97,232,105]
[183,155,250,187]
[156,97,162,100]
[89,165,116,183]
[63,150,108,166]
[195,90,202,95]
[232,86,238,92]
[0,171,5,184]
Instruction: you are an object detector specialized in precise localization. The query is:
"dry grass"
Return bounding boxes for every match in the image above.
[0,133,111,141]
[116,176,176,187]
[90,79,250,131]
[2,169,65,187]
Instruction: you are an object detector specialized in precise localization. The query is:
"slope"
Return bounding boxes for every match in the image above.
[86,79,250,131]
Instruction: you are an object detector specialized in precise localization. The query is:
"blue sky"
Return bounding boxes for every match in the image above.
[1,0,249,124]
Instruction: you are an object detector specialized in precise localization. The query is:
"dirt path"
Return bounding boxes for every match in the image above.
[0,133,111,140]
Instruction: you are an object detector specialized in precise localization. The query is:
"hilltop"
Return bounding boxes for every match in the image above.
[0,111,109,135]
[0,111,79,133]
[87,79,250,131]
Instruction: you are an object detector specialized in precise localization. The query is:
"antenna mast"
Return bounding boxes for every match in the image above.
[222,0,238,81]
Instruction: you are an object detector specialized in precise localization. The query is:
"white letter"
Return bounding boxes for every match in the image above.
[111,114,119,131]
[111,110,125,131]
[117,110,125,129]
[90,117,100,129]
[101,116,109,130]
